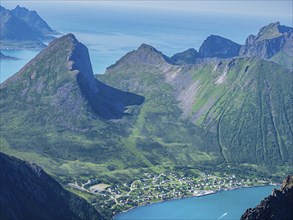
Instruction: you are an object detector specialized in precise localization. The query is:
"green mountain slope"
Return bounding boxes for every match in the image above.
[0,35,217,186]
[0,34,149,181]
[99,46,293,173]
[100,44,221,165]
[172,58,293,168]
[1,32,291,183]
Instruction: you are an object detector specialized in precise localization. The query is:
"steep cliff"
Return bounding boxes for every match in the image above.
[241,175,293,220]
[0,152,102,220]
[240,22,293,59]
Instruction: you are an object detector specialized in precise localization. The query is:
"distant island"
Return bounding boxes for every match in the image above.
[0,51,18,60]
[0,5,58,49]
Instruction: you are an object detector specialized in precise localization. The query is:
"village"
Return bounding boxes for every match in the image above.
[68,172,273,215]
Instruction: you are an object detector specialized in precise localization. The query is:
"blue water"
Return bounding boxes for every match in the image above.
[0,50,39,82]
[1,1,292,82]
[115,186,275,220]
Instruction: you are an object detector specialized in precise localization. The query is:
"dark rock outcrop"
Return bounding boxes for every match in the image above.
[241,175,293,220]
[0,152,102,220]
[198,35,241,58]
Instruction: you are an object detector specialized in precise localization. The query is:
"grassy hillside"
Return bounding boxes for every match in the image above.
[168,58,293,170]
[0,36,219,186]
[99,55,293,174]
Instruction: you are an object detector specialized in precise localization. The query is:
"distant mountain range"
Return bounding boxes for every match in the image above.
[0,5,57,49]
[0,20,292,219]
[0,152,102,220]
[170,22,293,70]
[241,175,293,220]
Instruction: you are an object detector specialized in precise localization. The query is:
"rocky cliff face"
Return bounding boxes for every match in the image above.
[241,175,293,220]
[240,22,293,59]
[0,152,102,220]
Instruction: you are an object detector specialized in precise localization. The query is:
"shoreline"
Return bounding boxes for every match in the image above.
[112,183,279,219]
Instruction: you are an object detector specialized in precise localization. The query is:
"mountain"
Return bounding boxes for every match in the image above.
[0,33,151,178]
[0,34,218,219]
[0,5,57,49]
[0,152,101,220]
[1,33,144,120]
[11,5,55,36]
[241,175,293,220]
[172,58,293,167]
[108,43,174,71]
[240,22,293,68]
[170,48,200,65]
[100,42,293,171]
[0,34,219,181]
[170,22,292,69]
[198,35,241,58]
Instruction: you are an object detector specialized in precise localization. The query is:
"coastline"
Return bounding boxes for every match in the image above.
[112,183,279,220]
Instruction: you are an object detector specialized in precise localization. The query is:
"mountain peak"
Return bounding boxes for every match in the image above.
[62,33,78,41]
[253,22,292,42]
[136,43,169,60]
[107,43,173,71]
[51,33,79,51]
[15,5,27,10]
[170,48,199,65]
[240,22,293,59]
[199,35,241,58]
[12,5,35,17]
[1,34,144,120]
[137,43,157,51]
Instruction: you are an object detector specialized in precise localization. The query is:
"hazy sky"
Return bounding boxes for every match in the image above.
[1,0,292,22]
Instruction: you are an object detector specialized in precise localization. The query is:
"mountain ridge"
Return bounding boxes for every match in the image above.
[170,22,292,69]
[1,33,144,120]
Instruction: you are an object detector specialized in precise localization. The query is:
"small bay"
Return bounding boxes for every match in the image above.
[115,186,275,220]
